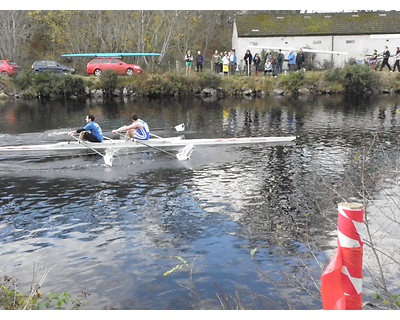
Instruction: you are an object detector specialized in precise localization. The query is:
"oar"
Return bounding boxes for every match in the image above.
[150,133,164,139]
[151,123,185,132]
[70,134,113,166]
[151,123,185,139]
[116,132,193,160]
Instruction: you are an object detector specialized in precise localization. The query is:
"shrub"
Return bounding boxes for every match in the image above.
[12,72,87,100]
[98,70,119,98]
[195,71,222,89]
[58,76,86,99]
[325,67,342,83]
[339,64,379,96]
[278,71,305,95]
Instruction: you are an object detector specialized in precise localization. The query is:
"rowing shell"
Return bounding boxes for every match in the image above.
[0,136,296,154]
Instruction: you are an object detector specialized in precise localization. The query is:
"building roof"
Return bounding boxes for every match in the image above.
[235,11,400,37]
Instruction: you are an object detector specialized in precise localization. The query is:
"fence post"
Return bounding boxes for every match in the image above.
[321,202,364,309]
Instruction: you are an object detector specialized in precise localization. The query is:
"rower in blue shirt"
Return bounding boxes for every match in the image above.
[69,114,104,142]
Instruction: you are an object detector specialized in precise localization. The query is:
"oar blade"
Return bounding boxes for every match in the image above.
[103,154,113,166]
[176,144,194,160]
[175,123,185,132]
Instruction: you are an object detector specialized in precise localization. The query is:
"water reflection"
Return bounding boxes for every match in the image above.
[0,95,399,309]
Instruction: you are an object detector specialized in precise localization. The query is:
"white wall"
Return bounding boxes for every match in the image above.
[234,33,400,69]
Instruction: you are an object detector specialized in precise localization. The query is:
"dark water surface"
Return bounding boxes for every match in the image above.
[0,95,399,310]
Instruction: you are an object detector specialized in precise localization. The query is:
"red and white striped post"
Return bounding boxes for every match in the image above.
[321,202,364,310]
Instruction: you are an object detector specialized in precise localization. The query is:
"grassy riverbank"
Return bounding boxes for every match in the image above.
[1,64,399,100]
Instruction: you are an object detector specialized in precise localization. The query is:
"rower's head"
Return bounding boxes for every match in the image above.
[131,113,139,121]
[86,114,95,122]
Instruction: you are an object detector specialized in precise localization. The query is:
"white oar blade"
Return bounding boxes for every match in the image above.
[176,144,194,160]
[103,154,113,166]
[175,123,185,132]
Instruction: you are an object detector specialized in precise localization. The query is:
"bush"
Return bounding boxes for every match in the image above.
[339,64,379,96]
[195,71,222,89]
[98,70,119,98]
[278,71,305,95]
[325,67,342,83]
[12,72,87,100]
[59,76,86,99]
[123,71,222,97]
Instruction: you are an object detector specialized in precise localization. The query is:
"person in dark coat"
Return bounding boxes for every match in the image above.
[253,53,261,76]
[296,48,305,71]
[195,50,204,72]
[244,49,253,76]
[380,46,392,71]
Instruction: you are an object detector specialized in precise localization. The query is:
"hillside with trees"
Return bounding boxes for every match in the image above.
[0,10,238,73]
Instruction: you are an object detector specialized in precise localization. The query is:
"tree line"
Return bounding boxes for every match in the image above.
[0,10,237,74]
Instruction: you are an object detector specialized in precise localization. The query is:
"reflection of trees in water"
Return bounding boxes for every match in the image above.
[236,144,338,249]
[239,146,297,241]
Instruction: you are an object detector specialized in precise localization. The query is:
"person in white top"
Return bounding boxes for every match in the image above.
[222,51,230,75]
[184,50,193,75]
[112,113,150,140]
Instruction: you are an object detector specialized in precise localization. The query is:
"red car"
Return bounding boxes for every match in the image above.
[0,60,21,76]
[86,58,143,76]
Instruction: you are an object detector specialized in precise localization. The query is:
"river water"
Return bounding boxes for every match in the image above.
[0,94,399,310]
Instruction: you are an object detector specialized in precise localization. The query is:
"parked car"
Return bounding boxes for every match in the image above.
[0,60,21,76]
[86,58,143,76]
[31,60,76,74]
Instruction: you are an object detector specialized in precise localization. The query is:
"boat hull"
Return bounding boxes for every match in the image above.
[0,136,296,153]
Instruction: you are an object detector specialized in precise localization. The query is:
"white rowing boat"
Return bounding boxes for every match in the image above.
[0,136,296,153]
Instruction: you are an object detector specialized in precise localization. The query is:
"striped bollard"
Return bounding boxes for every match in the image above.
[321,202,364,309]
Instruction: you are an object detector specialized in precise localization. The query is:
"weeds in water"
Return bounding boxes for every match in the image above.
[0,275,89,310]
[250,248,257,260]
[163,256,190,277]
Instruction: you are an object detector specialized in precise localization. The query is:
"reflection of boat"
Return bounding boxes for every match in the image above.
[0,136,296,154]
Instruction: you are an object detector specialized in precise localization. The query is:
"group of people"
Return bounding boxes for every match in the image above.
[68,113,150,143]
[185,49,238,75]
[211,49,237,75]
[185,50,207,75]
[368,46,400,72]
[184,47,308,76]
[185,50,228,75]
[184,45,400,76]
[243,48,305,77]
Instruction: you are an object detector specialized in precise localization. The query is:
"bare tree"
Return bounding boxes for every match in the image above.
[0,11,31,61]
[6,10,239,71]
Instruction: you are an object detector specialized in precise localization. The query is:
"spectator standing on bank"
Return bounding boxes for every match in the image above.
[380,46,392,71]
[195,50,204,72]
[296,48,305,71]
[264,50,273,76]
[229,49,237,75]
[287,50,296,72]
[212,50,220,74]
[253,53,261,77]
[185,50,193,75]
[270,52,278,77]
[219,52,224,73]
[276,49,285,74]
[244,49,253,76]
[222,51,230,75]
[393,47,400,72]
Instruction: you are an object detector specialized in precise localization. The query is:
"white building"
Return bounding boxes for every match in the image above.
[232,11,400,69]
